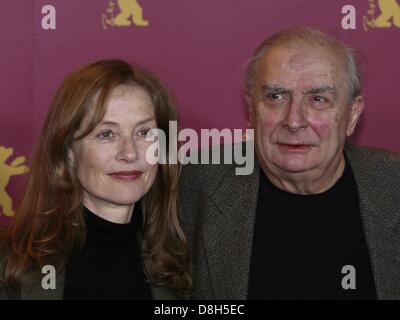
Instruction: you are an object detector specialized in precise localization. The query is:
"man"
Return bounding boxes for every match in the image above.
[180,26,400,299]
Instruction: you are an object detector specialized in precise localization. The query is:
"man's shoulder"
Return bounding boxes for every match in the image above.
[346,143,400,207]
[180,160,234,189]
[346,143,400,178]
[181,141,258,193]
[346,142,400,164]
[180,142,255,194]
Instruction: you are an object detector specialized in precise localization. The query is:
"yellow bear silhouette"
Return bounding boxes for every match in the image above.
[102,0,149,30]
[0,146,29,217]
[374,0,400,27]
[364,0,400,30]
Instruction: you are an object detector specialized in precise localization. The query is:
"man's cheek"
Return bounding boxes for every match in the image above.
[263,120,278,132]
[259,111,281,131]
[308,116,332,139]
[257,120,275,144]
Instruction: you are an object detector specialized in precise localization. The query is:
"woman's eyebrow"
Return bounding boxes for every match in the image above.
[98,117,156,127]
[135,117,156,126]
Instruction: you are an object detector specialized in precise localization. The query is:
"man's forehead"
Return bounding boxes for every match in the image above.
[288,52,320,71]
[256,46,346,86]
[258,66,339,89]
[261,44,344,69]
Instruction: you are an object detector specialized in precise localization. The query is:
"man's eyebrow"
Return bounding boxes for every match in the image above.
[260,85,290,93]
[259,85,338,99]
[305,86,337,96]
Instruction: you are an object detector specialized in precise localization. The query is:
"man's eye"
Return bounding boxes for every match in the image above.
[268,93,284,100]
[98,130,114,139]
[313,96,327,103]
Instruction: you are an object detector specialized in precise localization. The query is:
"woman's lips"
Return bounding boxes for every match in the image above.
[108,171,143,182]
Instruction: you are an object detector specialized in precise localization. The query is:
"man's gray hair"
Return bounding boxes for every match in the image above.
[244,26,362,103]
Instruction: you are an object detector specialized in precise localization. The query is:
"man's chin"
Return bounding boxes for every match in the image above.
[274,159,316,174]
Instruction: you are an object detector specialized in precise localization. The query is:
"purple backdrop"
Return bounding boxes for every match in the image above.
[1,0,399,223]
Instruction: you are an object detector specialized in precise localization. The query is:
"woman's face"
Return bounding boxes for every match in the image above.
[71,84,158,213]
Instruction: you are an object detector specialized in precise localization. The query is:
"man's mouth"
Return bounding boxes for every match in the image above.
[277,143,313,152]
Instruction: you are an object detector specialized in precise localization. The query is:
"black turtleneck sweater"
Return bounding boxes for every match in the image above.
[63,206,152,300]
[248,157,377,300]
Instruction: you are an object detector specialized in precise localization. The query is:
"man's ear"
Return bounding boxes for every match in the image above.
[346,95,364,136]
[245,93,253,126]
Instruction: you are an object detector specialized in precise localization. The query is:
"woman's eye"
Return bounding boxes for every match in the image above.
[97,130,114,139]
[138,128,151,137]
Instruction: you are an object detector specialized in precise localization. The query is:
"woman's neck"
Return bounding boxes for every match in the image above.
[82,194,134,224]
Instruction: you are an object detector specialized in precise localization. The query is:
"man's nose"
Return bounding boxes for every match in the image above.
[116,137,139,163]
[281,97,308,132]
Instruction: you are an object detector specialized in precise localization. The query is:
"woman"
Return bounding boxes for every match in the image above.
[0,59,191,299]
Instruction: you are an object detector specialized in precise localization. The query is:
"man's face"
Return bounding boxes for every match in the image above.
[249,44,363,177]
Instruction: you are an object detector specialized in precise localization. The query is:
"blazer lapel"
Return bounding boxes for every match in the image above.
[346,144,400,299]
[201,161,260,299]
[357,193,400,299]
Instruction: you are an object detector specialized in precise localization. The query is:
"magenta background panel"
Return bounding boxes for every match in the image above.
[1,0,399,223]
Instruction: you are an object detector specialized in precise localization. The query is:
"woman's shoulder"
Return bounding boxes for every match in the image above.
[0,248,9,279]
[0,251,12,299]
[151,285,183,300]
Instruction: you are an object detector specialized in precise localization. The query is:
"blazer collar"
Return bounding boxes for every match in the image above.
[201,157,260,299]
[202,143,400,299]
[345,143,400,299]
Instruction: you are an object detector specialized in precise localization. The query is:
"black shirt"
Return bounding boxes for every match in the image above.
[247,157,377,300]
[63,205,152,300]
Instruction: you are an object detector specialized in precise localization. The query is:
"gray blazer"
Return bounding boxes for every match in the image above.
[0,255,177,300]
[180,142,400,299]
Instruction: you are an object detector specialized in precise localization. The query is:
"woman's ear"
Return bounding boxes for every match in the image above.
[67,149,75,167]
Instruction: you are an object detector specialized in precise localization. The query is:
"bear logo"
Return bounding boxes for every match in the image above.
[0,146,29,217]
[102,0,149,30]
[364,0,400,30]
